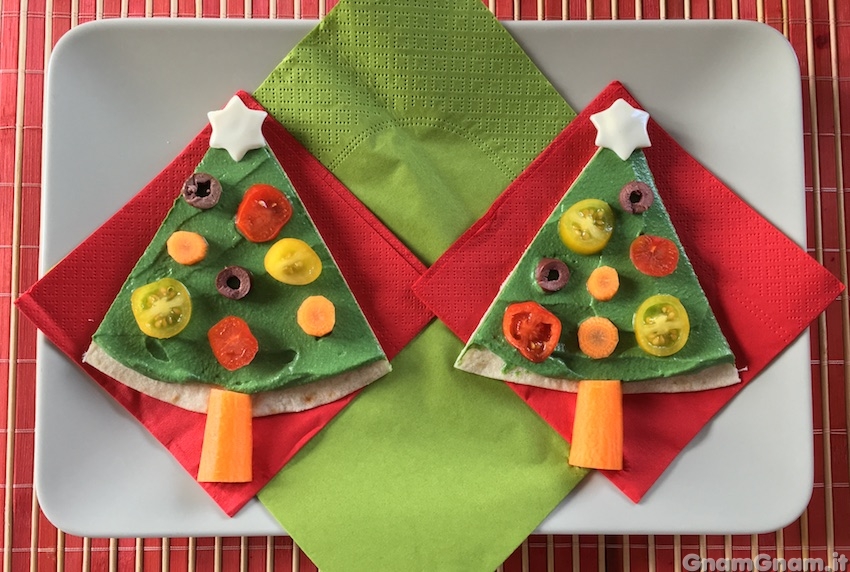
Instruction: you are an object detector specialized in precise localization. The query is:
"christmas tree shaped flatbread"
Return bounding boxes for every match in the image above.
[455,99,739,469]
[84,96,390,480]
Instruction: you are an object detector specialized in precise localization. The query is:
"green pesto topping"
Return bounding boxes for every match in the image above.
[92,146,386,394]
[460,149,734,382]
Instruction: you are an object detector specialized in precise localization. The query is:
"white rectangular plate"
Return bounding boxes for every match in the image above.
[38,18,808,537]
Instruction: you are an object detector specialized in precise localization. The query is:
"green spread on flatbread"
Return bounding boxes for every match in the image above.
[92,146,387,394]
[457,149,736,383]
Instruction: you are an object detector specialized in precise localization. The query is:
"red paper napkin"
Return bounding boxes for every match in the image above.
[16,91,433,516]
[412,81,845,502]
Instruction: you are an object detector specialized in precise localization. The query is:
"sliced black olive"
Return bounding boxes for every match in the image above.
[182,172,222,210]
[534,258,570,293]
[618,181,654,214]
[216,266,252,300]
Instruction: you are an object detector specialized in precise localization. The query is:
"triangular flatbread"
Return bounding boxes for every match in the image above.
[84,97,390,417]
[456,138,739,393]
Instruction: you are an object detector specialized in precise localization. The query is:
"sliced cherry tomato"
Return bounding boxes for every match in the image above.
[130,278,192,339]
[235,184,293,243]
[264,238,323,285]
[633,294,690,357]
[629,234,679,277]
[208,316,259,371]
[558,199,615,255]
[502,301,562,363]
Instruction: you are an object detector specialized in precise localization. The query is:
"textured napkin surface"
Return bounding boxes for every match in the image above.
[253,0,575,264]
[16,91,432,516]
[250,0,591,569]
[413,81,846,502]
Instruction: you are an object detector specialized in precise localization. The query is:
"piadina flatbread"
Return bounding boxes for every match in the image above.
[84,96,390,417]
[455,138,740,393]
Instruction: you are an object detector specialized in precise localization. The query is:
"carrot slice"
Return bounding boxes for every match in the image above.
[586,266,619,301]
[166,230,208,265]
[577,316,619,359]
[297,295,336,337]
[568,379,623,470]
[197,388,253,483]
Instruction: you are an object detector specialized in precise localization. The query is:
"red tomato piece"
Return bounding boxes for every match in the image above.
[502,301,562,363]
[629,234,680,277]
[208,316,259,371]
[235,184,293,243]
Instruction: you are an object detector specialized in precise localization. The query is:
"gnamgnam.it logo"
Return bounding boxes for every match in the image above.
[682,552,849,572]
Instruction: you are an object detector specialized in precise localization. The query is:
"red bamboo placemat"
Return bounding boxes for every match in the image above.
[1,0,848,570]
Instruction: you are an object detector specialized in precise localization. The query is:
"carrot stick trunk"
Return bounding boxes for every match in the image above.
[197,388,253,483]
[568,379,623,470]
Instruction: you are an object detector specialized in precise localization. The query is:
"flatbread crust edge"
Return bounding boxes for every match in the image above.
[83,341,391,417]
[455,346,740,394]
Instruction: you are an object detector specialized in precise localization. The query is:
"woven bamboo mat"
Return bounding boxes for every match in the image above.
[1,0,847,570]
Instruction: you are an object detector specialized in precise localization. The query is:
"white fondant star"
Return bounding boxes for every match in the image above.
[589,98,651,161]
[207,96,268,162]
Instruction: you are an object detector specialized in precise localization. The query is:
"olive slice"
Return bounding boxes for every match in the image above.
[216,266,252,300]
[182,172,222,210]
[618,181,654,214]
[535,258,570,293]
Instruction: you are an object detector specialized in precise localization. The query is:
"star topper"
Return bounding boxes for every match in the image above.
[589,98,651,161]
[208,96,268,162]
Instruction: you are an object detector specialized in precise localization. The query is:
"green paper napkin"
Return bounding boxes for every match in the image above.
[253,0,582,568]
[259,324,587,571]
[253,0,575,262]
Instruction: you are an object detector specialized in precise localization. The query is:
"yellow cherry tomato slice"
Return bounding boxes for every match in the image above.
[264,238,323,285]
[130,277,192,339]
[633,294,690,357]
[558,199,615,255]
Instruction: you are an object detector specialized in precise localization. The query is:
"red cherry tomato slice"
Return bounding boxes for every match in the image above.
[629,235,680,277]
[502,301,562,363]
[235,184,293,243]
[208,316,259,371]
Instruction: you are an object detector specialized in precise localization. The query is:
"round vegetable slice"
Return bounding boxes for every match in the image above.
[577,316,619,359]
[586,266,619,301]
[618,181,654,214]
[130,278,192,339]
[558,199,615,255]
[216,266,252,300]
[297,295,336,337]
[235,184,293,243]
[634,294,690,357]
[208,316,259,371]
[629,234,680,277]
[502,301,562,363]
[535,258,570,293]
[182,172,222,210]
[166,230,208,266]
[264,238,323,285]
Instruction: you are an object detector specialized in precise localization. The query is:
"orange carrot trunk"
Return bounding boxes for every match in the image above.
[568,379,623,470]
[197,388,253,483]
